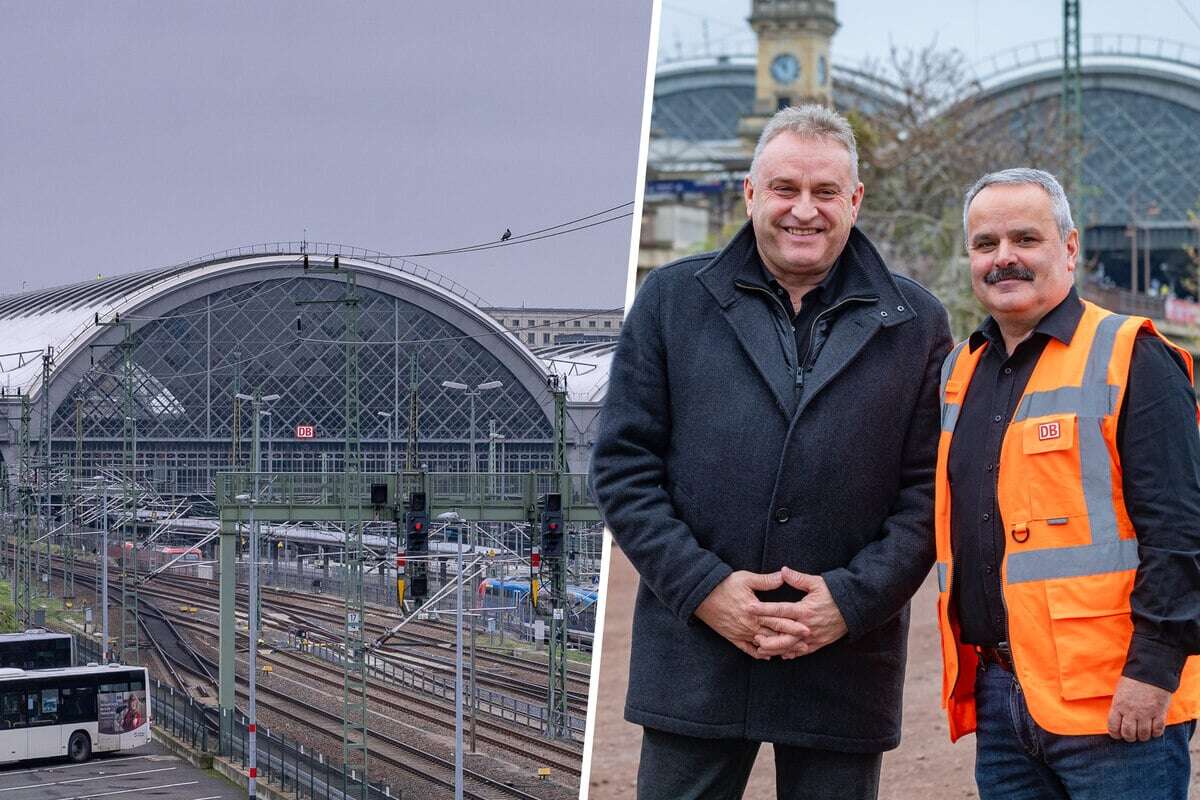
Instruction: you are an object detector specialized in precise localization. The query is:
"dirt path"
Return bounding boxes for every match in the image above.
[588,544,1200,799]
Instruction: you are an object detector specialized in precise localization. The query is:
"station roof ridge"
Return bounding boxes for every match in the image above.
[0,246,510,399]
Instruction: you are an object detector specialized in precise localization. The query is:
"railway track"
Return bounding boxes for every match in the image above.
[141,597,561,800]
[136,569,591,712]
[153,608,582,776]
[56,561,583,796]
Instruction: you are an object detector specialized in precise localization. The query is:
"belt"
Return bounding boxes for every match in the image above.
[975,643,1014,672]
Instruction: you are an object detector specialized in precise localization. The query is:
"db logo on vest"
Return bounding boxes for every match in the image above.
[1038,421,1061,441]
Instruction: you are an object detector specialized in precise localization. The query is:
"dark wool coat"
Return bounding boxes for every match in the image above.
[591,223,952,752]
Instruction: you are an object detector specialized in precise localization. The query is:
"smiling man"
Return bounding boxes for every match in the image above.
[936,168,1200,799]
[591,104,952,799]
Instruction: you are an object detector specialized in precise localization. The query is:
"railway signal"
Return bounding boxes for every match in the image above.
[405,492,429,603]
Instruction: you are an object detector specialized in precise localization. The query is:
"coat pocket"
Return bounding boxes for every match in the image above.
[1045,574,1134,701]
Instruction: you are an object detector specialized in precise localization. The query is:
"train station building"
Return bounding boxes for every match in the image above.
[0,245,613,495]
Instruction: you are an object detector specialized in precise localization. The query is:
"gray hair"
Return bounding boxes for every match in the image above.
[962,168,1075,244]
[749,104,860,185]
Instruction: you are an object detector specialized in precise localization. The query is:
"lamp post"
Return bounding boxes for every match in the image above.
[439,381,503,475]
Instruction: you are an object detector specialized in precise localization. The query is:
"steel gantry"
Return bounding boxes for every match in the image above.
[39,350,53,605]
[15,394,35,627]
[1063,0,1086,267]
[296,256,370,798]
[97,315,139,665]
[540,373,571,738]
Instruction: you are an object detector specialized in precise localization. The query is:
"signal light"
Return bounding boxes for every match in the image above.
[540,493,564,559]
[405,492,429,601]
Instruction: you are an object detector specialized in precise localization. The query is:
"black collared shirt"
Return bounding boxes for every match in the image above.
[949,288,1200,691]
[755,251,845,370]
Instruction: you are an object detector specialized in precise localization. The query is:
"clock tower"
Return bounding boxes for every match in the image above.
[738,0,840,142]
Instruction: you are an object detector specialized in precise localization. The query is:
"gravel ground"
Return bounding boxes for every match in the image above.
[588,544,1200,800]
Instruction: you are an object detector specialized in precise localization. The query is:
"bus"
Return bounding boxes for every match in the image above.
[0,631,74,670]
[0,664,150,764]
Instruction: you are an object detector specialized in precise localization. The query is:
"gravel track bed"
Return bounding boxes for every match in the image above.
[171,602,579,800]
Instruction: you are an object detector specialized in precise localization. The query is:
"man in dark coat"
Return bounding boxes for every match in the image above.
[591,104,952,799]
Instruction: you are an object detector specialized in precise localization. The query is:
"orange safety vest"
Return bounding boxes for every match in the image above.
[934,300,1200,739]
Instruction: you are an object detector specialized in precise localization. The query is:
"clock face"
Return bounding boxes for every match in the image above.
[770,53,799,85]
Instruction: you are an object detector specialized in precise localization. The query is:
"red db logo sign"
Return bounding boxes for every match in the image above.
[295,424,316,439]
[1038,421,1061,441]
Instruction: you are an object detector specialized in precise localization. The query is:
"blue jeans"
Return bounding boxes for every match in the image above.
[974,664,1195,800]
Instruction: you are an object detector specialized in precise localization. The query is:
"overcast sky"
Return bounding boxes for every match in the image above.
[660,0,1197,67]
[0,1,653,307]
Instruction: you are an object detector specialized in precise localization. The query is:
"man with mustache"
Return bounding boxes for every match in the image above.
[936,168,1200,799]
[592,104,951,799]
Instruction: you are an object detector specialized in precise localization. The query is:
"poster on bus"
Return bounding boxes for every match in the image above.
[98,688,146,734]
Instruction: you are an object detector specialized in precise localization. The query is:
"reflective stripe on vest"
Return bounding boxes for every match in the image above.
[1007,313,1131,584]
[939,340,969,435]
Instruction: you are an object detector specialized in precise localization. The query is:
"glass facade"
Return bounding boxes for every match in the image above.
[49,275,555,494]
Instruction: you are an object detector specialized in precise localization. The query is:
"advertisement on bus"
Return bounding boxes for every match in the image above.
[98,688,146,734]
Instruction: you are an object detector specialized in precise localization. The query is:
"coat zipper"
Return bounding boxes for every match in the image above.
[733,281,877,394]
[734,281,802,388]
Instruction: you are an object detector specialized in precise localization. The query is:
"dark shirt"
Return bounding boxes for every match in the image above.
[756,251,845,369]
[949,288,1200,691]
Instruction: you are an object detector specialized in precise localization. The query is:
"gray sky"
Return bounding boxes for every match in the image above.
[659,0,1197,67]
[0,1,653,307]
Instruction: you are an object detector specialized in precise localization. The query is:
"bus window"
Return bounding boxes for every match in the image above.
[30,689,59,724]
[0,692,22,729]
[59,687,95,725]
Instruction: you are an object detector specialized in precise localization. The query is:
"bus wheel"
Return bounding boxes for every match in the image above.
[68,731,91,763]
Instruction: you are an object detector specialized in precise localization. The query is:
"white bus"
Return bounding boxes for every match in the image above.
[0,664,150,764]
[0,630,74,671]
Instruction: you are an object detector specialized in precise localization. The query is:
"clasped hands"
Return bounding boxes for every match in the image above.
[693,566,848,660]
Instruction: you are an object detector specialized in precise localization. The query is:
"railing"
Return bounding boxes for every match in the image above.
[973,34,1200,87]
[1080,285,1167,320]
[10,241,487,398]
[293,636,585,740]
[220,706,397,800]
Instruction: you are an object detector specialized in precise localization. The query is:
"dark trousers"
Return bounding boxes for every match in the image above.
[637,727,883,800]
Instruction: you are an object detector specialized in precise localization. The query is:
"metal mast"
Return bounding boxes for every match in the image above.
[39,349,53,600]
[65,398,82,604]
[540,373,570,738]
[231,350,244,473]
[15,394,35,626]
[1063,0,1085,271]
[299,256,368,796]
[98,316,138,664]
[405,353,420,471]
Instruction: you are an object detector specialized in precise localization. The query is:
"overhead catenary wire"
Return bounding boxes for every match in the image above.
[380,202,634,259]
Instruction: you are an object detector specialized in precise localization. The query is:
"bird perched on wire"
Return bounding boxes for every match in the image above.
[500,228,512,241]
